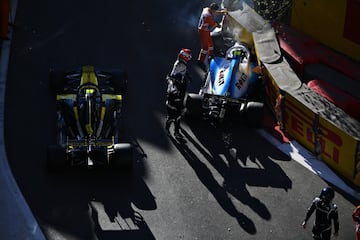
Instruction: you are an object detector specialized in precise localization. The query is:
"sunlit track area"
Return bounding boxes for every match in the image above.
[0,0,359,239]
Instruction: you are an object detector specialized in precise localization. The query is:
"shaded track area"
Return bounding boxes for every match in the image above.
[4,0,358,239]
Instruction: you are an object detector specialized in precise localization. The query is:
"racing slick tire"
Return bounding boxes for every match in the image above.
[47,145,67,172]
[245,101,264,128]
[109,143,133,171]
[49,70,66,95]
[185,93,204,119]
[110,71,128,95]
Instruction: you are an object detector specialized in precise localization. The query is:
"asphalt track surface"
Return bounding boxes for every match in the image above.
[3,0,359,239]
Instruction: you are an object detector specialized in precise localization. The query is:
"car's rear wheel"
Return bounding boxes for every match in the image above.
[245,101,264,128]
[185,93,204,119]
[109,143,133,171]
[47,145,67,172]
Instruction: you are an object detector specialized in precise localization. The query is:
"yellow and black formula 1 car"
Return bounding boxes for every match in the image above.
[47,65,133,171]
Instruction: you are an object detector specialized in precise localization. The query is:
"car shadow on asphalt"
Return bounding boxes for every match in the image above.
[39,140,156,240]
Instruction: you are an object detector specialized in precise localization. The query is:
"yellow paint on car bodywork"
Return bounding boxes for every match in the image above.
[80,65,98,86]
[102,94,122,101]
[85,124,93,135]
[56,94,77,101]
[57,93,121,102]
[100,106,106,120]
[73,106,79,120]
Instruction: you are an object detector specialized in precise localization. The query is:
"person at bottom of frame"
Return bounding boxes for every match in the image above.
[302,186,339,240]
[352,205,360,240]
[165,48,192,138]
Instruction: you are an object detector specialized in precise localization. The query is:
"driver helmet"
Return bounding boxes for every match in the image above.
[232,49,242,57]
[227,42,250,60]
[178,48,192,62]
[227,47,244,59]
[319,187,335,202]
[78,86,101,109]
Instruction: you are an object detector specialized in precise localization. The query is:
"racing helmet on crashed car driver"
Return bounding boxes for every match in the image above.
[226,42,250,59]
[178,48,192,63]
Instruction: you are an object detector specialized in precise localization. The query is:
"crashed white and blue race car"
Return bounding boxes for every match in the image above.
[47,65,133,171]
[186,42,264,127]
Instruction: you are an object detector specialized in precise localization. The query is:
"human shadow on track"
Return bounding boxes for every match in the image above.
[169,134,257,234]
[39,143,156,240]
[170,118,292,234]
[186,119,292,188]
